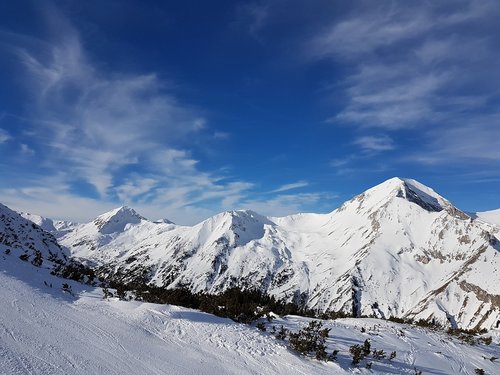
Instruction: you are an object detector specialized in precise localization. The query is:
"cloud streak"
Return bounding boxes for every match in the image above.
[0,8,241,222]
[0,4,325,224]
[354,135,394,153]
[309,0,500,164]
[270,180,309,193]
[0,128,10,143]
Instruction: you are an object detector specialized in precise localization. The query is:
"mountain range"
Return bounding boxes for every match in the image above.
[3,177,500,330]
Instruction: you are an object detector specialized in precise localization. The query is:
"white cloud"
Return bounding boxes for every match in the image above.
[330,156,355,168]
[309,4,432,59]
[20,143,35,155]
[0,128,10,143]
[354,135,394,152]
[408,116,500,164]
[270,180,309,193]
[309,0,494,61]
[308,0,500,168]
[0,7,277,223]
[236,2,271,40]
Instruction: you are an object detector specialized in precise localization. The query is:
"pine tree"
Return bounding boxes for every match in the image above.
[102,287,113,299]
[275,325,288,340]
[362,339,371,356]
[289,320,330,359]
[372,349,386,359]
[349,344,364,365]
[328,349,339,361]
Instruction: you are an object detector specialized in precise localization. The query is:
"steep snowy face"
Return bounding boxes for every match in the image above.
[191,210,274,247]
[60,206,162,262]
[0,204,67,266]
[20,212,77,237]
[92,206,145,234]
[334,177,461,217]
[304,177,500,329]
[19,212,58,232]
[55,177,500,329]
[61,208,305,296]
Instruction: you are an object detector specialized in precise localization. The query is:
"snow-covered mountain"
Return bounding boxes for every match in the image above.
[0,203,67,266]
[20,211,77,237]
[48,177,500,330]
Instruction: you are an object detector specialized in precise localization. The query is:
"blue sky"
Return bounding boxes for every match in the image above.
[0,0,499,224]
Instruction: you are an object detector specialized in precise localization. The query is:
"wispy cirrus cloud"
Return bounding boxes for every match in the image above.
[354,135,394,153]
[0,128,10,143]
[308,0,500,164]
[0,7,245,223]
[270,180,309,193]
[237,2,271,40]
[0,4,323,224]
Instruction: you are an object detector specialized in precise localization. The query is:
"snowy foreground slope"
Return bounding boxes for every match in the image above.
[57,177,500,330]
[1,255,500,375]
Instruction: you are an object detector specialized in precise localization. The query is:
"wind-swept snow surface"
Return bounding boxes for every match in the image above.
[476,208,500,228]
[1,255,499,375]
[0,257,335,375]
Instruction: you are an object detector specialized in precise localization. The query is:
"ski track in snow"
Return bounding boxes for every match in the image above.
[1,256,500,374]
[0,257,343,375]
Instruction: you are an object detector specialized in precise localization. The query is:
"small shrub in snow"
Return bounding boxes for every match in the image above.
[328,349,338,361]
[256,322,266,332]
[372,349,386,359]
[275,325,288,340]
[362,339,371,356]
[289,320,330,359]
[31,250,43,267]
[349,344,364,365]
[102,287,113,299]
[62,283,72,294]
[480,336,493,345]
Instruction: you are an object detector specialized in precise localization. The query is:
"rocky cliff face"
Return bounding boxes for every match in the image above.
[0,203,67,267]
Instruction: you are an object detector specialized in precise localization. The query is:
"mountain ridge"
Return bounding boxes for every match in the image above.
[5,177,500,330]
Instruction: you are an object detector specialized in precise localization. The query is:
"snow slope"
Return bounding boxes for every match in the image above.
[0,255,331,375]
[476,208,500,228]
[54,178,500,330]
[1,254,499,375]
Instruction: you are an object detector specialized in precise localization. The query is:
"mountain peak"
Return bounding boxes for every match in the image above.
[93,206,145,234]
[192,209,274,247]
[395,178,447,212]
[338,177,464,216]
